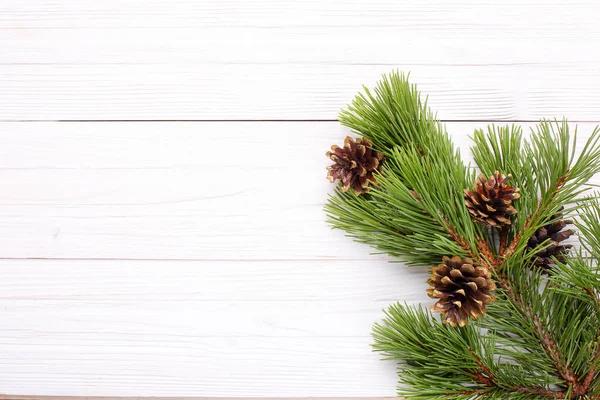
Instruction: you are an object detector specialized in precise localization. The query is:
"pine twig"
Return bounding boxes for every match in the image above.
[467,346,571,399]
[575,337,600,396]
[446,177,585,395]
[513,385,568,399]
[334,73,600,399]
[584,287,600,307]
[467,347,494,387]
[499,225,509,254]
[498,278,580,390]
[446,219,581,395]
[505,173,569,256]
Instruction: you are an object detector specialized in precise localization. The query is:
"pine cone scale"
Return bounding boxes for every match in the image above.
[526,206,574,270]
[464,171,520,227]
[363,156,379,171]
[427,256,496,327]
[553,229,574,242]
[326,136,384,195]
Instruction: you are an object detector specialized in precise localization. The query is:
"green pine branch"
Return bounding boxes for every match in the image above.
[471,120,600,264]
[324,71,600,398]
[327,71,477,266]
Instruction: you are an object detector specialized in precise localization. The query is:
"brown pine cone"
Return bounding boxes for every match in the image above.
[427,256,497,327]
[526,207,574,270]
[464,171,520,227]
[326,136,384,195]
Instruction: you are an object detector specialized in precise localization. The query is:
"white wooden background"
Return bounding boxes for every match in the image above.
[2,0,600,398]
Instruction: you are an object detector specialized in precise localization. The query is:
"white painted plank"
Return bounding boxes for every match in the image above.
[2,0,600,121]
[0,259,427,303]
[0,121,362,260]
[0,336,397,397]
[0,259,419,396]
[4,0,598,71]
[2,27,598,65]
[0,330,398,397]
[0,121,594,260]
[2,64,600,121]
[0,298,400,338]
[1,0,597,30]
[0,1,597,397]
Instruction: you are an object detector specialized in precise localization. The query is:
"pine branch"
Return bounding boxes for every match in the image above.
[579,346,600,396]
[493,272,579,390]
[325,72,600,398]
[468,347,495,387]
[373,303,576,399]
[327,71,477,266]
[505,172,569,258]
[465,123,600,393]
[471,121,600,263]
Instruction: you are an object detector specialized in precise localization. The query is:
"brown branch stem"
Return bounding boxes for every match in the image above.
[467,347,495,387]
[584,287,600,308]
[575,336,600,396]
[465,346,570,399]
[499,225,509,254]
[505,173,569,257]
[493,173,585,392]
[513,385,568,399]
[497,277,580,390]
[442,171,591,396]
[440,170,597,396]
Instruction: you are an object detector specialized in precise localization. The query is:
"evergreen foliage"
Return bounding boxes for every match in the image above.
[325,71,600,398]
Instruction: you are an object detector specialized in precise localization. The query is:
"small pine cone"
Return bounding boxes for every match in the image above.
[526,206,574,270]
[326,136,384,195]
[427,256,496,327]
[464,171,520,227]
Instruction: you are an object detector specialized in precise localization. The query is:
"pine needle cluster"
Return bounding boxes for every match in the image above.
[324,71,600,399]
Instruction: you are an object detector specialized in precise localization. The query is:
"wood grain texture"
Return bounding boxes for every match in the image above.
[3,63,600,121]
[0,337,396,396]
[0,259,416,396]
[3,0,600,397]
[3,28,599,65]
[1,0,600,120]
[0,120,591,395]
[0,121,593,261]
[2,0,596,29]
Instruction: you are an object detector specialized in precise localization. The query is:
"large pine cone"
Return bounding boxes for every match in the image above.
[326,136,384,195]
[464,171,520,227]
[427,256,497,327]
[526,207,574,270]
